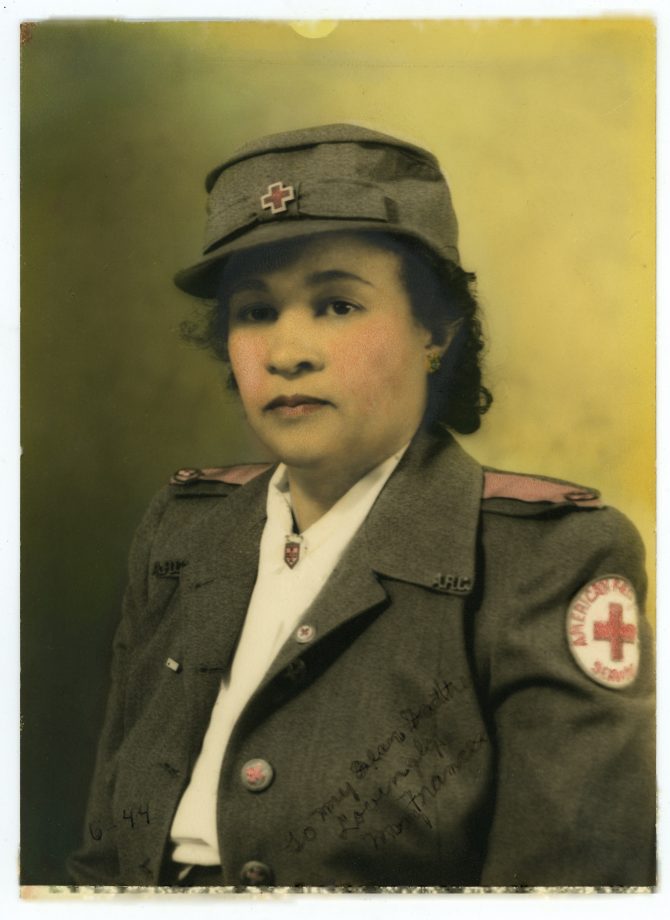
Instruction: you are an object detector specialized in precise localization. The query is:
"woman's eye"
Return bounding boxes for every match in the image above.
[235,305,276,323]
[324,300,359,317]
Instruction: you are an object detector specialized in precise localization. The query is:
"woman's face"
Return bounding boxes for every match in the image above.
[226,234,440,479]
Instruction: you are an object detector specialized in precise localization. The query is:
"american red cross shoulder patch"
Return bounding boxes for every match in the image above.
[566,575,640,689]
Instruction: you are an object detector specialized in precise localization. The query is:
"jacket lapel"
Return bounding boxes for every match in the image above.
[263,541,389,686]
[177,469,272,725]
[262,430,483,688]
[365,429,483,593]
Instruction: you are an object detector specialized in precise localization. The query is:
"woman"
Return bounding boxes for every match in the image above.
[68,124,654,888]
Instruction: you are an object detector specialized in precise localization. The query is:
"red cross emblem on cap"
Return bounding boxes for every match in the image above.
[260,181,295,215]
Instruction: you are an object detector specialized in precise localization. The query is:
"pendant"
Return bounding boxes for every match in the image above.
[284,534,302,569]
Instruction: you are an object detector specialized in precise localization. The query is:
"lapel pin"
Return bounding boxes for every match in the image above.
[153,560,188,579]
[295,624,315,644]
[432,574,472,594]
[284,534,303,569]
[171,467,202,484]
[165,657,182,673]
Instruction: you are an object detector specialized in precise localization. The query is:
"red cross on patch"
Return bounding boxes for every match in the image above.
[593,602,637,661]
[260,181,295,215]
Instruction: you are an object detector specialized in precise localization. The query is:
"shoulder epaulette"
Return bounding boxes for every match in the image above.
[482,468,602,509]
[170,463,273,487]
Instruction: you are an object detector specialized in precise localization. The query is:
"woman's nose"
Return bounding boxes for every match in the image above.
[266,310,324,377]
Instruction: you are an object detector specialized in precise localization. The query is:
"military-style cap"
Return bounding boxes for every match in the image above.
[174,123,460,298]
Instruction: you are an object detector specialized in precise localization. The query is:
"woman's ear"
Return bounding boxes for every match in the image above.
[425,318,463,359]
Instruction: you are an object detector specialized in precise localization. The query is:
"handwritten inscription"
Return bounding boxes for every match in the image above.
[309,781,361,822]
[398,676,470,732]
[284,675,486,854]
[89,804,150,842]
[395,734,487,831]
[350,730,407,780]
[358,734,487,850]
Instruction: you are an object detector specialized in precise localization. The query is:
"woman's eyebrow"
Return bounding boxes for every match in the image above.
[306,269,373,287]
[227,278,269,296]
[225,269,374,298]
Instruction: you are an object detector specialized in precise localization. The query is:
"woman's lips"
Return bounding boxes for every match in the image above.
[264,395,331,418]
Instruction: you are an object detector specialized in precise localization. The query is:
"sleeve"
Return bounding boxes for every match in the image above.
[66,488,172,886]
[478,507,655,887]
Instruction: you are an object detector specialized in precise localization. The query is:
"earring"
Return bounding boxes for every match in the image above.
[425,351,442,374]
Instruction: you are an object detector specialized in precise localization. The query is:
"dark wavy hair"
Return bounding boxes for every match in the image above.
[180,230,492,434]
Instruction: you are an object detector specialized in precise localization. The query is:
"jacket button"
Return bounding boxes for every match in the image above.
[241,758,274,792]
[282,658,307,684]
[172,467,202,484]
[565,489,598,502]
[240,860,273,885]
[295,624,315,644]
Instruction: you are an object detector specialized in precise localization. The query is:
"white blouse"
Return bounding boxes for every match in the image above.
[169,444,408,866]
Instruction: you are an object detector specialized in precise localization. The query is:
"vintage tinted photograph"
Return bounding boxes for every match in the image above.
[20,17,655,893]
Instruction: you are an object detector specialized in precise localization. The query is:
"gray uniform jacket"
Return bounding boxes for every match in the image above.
[68,430,655,888]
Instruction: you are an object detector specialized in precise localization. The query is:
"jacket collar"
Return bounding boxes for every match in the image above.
[182,427,482,586]
[363,428,483,595]
[178,428,483,695]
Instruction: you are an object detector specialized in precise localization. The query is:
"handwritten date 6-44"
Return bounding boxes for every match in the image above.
[88,805,150,841]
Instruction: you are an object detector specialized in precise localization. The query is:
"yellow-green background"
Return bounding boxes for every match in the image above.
[21,19,655,882]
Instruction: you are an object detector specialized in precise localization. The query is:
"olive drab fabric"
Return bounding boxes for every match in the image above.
[67,430,655,887]
[173,124,461,299]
